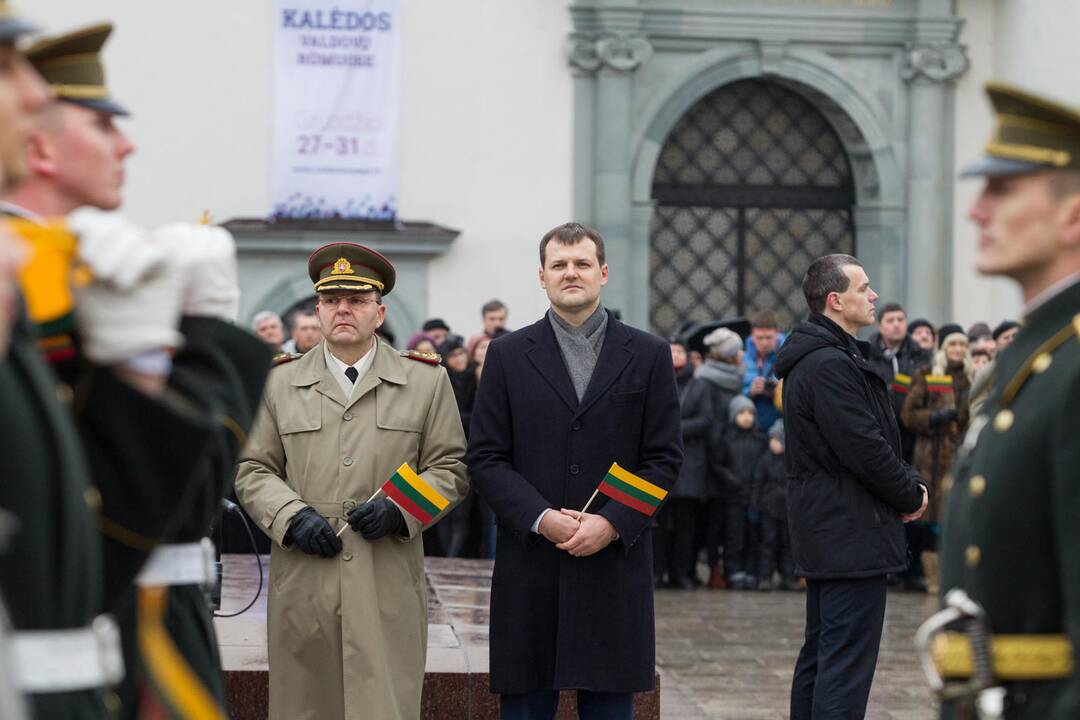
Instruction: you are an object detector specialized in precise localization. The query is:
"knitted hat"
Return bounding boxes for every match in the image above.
[992,320,1020,340]
[937,323,964,348]
[967,321,992,341]
[703,327,742,360]
[728,394,756,423]
[908,318,934,336]
[768,419,785,442]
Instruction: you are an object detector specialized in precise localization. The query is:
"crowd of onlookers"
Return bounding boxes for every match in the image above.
[247,299,1020,590]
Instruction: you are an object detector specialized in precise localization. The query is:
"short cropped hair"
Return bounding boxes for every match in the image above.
[802,254,863,314]
[481,299,506,316]
[748,310,779,330]
[539,222,606,267]
[251,311,281,330]
[877,302,906,321]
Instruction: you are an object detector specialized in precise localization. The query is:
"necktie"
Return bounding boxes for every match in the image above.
[344,366,359,384]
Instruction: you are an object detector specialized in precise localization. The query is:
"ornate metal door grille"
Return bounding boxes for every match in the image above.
[650,80,856,335]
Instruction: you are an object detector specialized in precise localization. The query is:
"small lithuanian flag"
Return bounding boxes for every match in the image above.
[381,463,450,524]
[926,375,954,393]
[597,463,668,516]
[891,372,912,395]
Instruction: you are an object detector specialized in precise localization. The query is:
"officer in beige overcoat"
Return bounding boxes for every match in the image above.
[235,242,468,720]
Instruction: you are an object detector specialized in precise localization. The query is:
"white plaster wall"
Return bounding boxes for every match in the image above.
[21,1,574,339]
[951,0,1080,328]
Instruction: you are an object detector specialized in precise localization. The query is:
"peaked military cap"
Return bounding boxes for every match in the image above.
[308,242,396,296]
[26,23,129,116]
[0,2,37,42]
[963,82,1080,177]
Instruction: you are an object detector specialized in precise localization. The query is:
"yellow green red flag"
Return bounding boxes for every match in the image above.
[597,462,668,516]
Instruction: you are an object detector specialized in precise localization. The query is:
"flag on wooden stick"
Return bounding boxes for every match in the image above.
[381,462,450,524]
[595,462,668,516]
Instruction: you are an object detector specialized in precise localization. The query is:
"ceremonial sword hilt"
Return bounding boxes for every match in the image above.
[914,589,1005,720]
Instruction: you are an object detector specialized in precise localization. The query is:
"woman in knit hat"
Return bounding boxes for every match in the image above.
[900,326,975,593]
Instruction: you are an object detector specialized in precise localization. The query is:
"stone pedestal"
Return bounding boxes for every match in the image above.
[215,556,659,719]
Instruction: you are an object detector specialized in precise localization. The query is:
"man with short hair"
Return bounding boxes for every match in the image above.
[775,254,927,719]
[468,222,681,720]
[742,310,785,431]
[868,302,931,464]
[290,308,322,353]
[236,242,468,720]
[253,310,285,350]
[481,299,508,336]
[924,83,1080,718]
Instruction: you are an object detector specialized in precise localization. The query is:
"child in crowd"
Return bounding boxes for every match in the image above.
[753,420,798,591]
[723,395,767,589]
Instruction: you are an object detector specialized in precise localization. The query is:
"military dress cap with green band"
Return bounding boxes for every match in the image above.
[308,242,396,295]
[25,22,129,116]
[0,1,37,41]
[962,81,1080,178]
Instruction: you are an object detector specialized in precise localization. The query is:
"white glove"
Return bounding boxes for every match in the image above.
[71,211,185,365]
[153,223,240,321]
[69,208,162,290]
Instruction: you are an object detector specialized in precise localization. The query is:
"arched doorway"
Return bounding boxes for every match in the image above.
[649,79,856,335]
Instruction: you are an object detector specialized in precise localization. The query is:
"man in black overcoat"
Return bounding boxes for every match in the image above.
[774,254,927,719]
[468,223,682,720]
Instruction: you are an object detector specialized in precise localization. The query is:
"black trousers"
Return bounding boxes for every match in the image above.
[790,575,887,719]
[724,501,748,578]
[758,515,794,581]
[701,496,725,569]
[652,498,699,583]
[500,690,632,720]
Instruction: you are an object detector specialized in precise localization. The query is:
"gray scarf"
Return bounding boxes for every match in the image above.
[696,359,743,392]
[548,305,608,401]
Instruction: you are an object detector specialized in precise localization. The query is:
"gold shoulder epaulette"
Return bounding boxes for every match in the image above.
[401,350,441,366]
[272,352,303,367]
[999,319,1077,406]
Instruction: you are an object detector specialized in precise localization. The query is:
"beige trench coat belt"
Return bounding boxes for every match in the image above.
[304,499,362,520]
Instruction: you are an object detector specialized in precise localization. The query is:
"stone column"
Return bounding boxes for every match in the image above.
[569,39,600,224]
[901,43,967,321]
[579,34,652,324]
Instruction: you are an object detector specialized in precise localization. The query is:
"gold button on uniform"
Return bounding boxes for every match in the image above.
[1032,353,1053,374]
[994,409,1015,432]
[966,545,982,568]
[83,486,102,510]
[969,475,986,497]
[942,474,954,494]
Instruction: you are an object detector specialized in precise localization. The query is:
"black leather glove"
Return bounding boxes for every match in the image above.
[347,498,407,540]
[930,408,959,428]
[286,507,342,558]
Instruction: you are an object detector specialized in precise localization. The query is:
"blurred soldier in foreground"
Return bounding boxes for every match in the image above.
[918,83,1080,719]
[0,20,270,719]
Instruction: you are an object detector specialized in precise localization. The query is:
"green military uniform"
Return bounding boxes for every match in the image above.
[236,243,468,720]
[932,83,1080,718]
[4,22,273,718]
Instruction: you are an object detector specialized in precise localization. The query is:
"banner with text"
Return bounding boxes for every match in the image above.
[271,1,399,219]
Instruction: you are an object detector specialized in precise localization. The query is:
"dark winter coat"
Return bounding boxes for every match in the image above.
[467,313,682,693]
[753,451,788,520]
[696,360,743,497]
[900,363,971,523]
[723,425,767,505]
[868,333,931,462]
[672,374,713,501]
[773,313,926,579]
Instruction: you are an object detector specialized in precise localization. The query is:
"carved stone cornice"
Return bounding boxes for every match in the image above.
[901,43,969,83]
[568,34,653,74]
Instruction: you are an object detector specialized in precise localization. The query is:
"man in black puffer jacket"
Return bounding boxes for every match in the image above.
[775,254,927,720]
